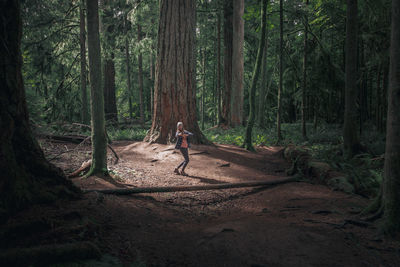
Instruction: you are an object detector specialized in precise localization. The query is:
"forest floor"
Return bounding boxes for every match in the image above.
[23,140,400,266]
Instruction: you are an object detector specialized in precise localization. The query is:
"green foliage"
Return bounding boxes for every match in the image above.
[107,127,147,141]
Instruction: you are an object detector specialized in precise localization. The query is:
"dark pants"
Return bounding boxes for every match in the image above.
[177,148,189,171]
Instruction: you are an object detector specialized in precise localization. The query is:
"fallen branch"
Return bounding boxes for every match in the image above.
[83,176,299,195]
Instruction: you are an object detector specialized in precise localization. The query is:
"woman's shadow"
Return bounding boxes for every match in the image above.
[186,174,228,185]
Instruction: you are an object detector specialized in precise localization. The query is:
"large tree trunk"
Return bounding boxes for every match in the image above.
[230,0,244,127]
[137,23,145,127]
[301,0,309,140]
[220,0,233,126]
[80,0,89,125]
[86,0,108,175]
[244,0,267,151]
[145,0,208,144]
[276,0,283,141]
[0,0,77,220]
[381,0,400,233]
[343,0,361,157]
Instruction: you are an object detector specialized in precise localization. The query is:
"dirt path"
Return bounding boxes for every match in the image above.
[47,140,400,266]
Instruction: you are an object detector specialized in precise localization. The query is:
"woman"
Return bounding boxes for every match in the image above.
[174,122,194,176]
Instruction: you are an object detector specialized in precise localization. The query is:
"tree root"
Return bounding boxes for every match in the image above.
[83,176,300,195]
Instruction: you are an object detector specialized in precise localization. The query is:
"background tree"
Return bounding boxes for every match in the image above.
[231,0,245,127]
[0,0,77,220]
[221,0,233,126]
[301,0,309,140]
[276,0,284,141]
[380,0,400,233]
[343,0,361,157]
[80,0,89,125]
[101,0,118,122]
[245,0,267,151]
[145,0,208,144]
[86,0,108,175]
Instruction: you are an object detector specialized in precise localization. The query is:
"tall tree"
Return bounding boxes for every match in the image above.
[231,0,244,126]
[301,0,309,140]
[0,0,76,219]
[137,22,145,126]
[86,0,108,175]
[220,0,233,126]
[245,0,267,151]
[145,0,208,144]
[343,0,361,157]
[381,0,400,233]
[80,0,89,125]
[124,12,133,120]
[101,0,118,122]
[276,0,283,141]
[217,8,222,125]
[257,2,269,127]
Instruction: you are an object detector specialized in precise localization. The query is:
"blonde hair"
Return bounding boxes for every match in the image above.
[177,122,184,132]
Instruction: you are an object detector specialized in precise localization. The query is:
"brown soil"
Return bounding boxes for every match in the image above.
[17,140,400,266]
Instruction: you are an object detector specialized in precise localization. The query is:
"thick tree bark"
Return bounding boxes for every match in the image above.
[145,0,208,144]
[86,0,108,174]
[381,0,400,233]
[231,0,244,127]
[101,0,118,123]
[245,0,267,151]
[343,0,361,157]
[103,57,118,122]
[220,0,233,126]
[0,0,77,220]
[276,0,284,141]
[137,23,145,127]
[80,0,89,125]
[301,0,309,140]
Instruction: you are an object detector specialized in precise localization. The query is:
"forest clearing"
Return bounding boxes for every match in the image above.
[1,0,400,266]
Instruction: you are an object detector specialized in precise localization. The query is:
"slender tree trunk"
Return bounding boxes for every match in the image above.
[150,52,154,119]
[231,0,244,126]
[217,8,222,125]
[145,0,208,144]
[0,0,77,219]
[244,0,267,151]
[343,0,361,157]
[86,0,108,175]
[124,15,133,121]
[137,23,145,127]
[202,49,206,130]
[381,0,400,233]
[376,66,382,131]
[277,0,284,141]
[257,3,269,127]
[301,0,309,140]
[80,0,89,124]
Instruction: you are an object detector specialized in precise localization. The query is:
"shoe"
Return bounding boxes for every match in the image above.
[174,168,180,175]
[180,170,188,176]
